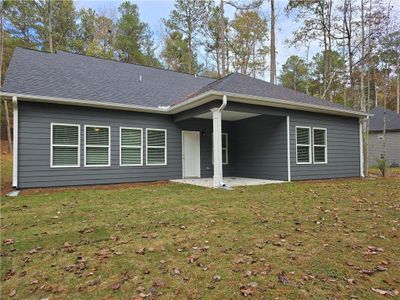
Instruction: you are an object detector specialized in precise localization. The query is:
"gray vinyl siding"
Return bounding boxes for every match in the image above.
[17,100,361,188]
[18,102,183,188]
[230,115,287,180]
[368,132,400,167]
[223,102,360,180]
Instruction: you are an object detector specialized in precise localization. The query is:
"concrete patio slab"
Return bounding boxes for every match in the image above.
[171,177,285,188]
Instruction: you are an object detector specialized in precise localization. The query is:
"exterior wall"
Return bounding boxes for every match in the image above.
[230,115,288,180]
[17,101,232,188]
[368,132,400,167]
[17,101,184,188]
[224,102,361,180]
[17,100,361,188]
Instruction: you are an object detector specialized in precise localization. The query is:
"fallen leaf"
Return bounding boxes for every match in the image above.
[78,227,94,234]
[371,288,398,296]
[212,275,221,282]
[9,289,16,297]
[112,283,120,290]
[3,239,14,245]
[135,248,145,255]
[278,271,290,285]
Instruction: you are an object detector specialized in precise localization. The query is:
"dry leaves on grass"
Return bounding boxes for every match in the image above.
[78,227,95,234]
[240,282,258,297]
[3,239,14,245]
[371,288,399,297]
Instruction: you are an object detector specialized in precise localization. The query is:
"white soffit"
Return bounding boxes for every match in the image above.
[195,110,260,121]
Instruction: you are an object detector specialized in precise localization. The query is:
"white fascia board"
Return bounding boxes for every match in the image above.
[0,92,169,114]
[1,90,369,118]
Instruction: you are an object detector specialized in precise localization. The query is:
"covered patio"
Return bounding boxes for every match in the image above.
[171,177,285,188]
[174,96,291,188]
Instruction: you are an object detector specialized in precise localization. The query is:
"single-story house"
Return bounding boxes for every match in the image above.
[368,106,400,167]
[1,47,368,189]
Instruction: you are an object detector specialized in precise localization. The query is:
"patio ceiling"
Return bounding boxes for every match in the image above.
[194,110,260,121]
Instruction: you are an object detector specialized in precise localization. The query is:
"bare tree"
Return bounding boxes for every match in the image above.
[48,0,53,53]
[220,0,226,76]
[270,0,276,84]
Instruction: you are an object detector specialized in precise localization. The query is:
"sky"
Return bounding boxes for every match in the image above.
[73,0,399,78]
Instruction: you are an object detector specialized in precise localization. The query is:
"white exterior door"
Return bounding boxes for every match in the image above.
[182,131,201,178]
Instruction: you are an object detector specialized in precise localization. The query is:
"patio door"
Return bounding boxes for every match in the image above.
[182,131,201,178]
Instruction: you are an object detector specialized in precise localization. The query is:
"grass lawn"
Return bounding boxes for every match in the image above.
[1,156,400,299]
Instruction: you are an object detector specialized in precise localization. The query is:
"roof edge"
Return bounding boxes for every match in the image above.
[1,91,368,118]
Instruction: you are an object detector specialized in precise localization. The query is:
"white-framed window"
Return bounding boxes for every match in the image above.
[211,132,229,165]
[313,128,327,164]
[296,126,311,164]
[84,125,110,167]
[146,128,167,165]
[120,127,143,166]
[51,123,80,167]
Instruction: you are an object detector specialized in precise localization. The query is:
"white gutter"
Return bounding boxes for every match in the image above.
[0,90,368,118]
[12,96,18,188]
[0,92,169,114]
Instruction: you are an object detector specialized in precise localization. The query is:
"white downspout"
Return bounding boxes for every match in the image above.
[286,116,291,182]
[211,95,227,188]
[12,96,18,188]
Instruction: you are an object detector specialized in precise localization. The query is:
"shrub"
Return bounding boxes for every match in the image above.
[377,159,386,177]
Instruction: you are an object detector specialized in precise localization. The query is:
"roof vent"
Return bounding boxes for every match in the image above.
[139,75,143,82]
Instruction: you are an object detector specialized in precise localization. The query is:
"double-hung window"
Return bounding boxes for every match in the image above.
[84,125,110,167]
[313,128,327,163]
[146,129,167,165]
[51,123,80,167]
[120,127,143,166]
[296,126,311,164]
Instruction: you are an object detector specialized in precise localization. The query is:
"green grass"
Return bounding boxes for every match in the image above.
[1,176,399,299]
[1,153,12,193]
[1,154,399,298]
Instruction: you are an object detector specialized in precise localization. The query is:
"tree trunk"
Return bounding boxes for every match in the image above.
[270,0,276,84]
[397,65,399,114]
[360,0,368,177]
[220,0,225,77]
[48,0,53,53]
[0,0,4,85]
[4,100,13,153]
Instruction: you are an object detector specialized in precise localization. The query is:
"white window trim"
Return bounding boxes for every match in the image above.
[313,127,328,164]
[84,125,111,167]
[211,132,229,165]
[146,128,167,166]
[50,123,80,168]
[295,126,312,164]
[119,127,143,166]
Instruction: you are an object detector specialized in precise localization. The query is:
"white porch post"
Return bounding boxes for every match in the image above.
[211,107,223,187]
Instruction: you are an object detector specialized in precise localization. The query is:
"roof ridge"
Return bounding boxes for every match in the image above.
[15,46,213,80]
[55,49,213,80]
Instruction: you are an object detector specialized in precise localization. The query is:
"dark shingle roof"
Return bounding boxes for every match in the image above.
[2,48,361,115]
[184,72,352,111]
[369,107,400,132]
[2,47,213,107]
